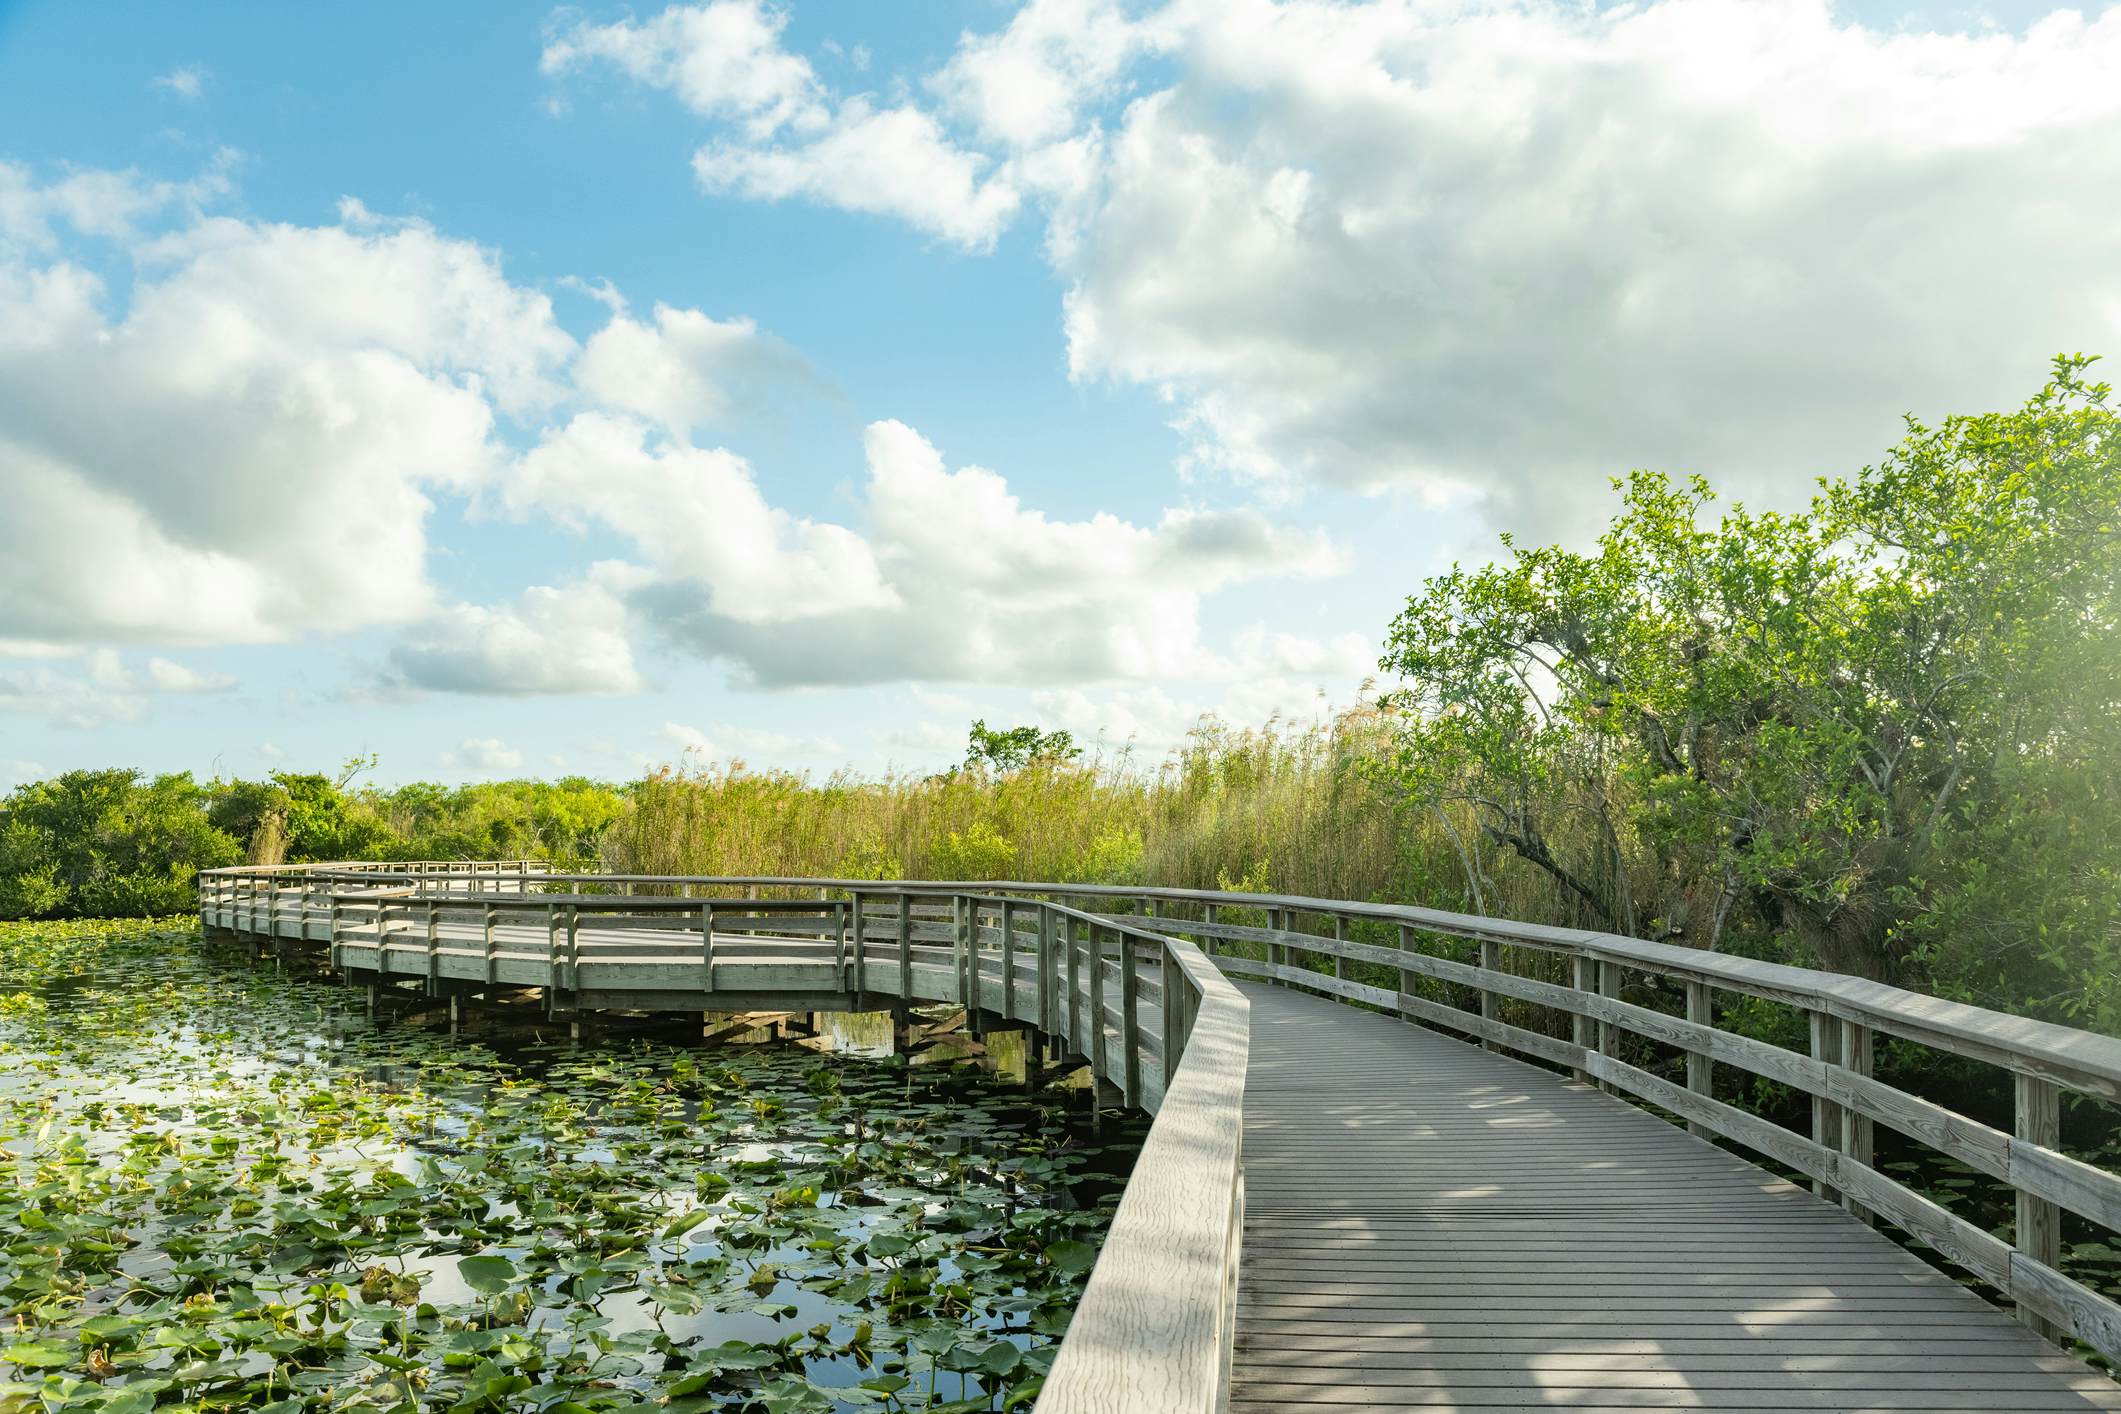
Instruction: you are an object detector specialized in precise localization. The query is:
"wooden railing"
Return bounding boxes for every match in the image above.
[200,863,2121,1378]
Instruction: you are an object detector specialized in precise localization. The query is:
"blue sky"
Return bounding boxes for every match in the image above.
[2,0,2116,788]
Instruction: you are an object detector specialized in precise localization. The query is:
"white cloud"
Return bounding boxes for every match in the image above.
[660,721,718,758]
[930,0,1164,150]
[0,665,149,729]
[545,3,1021,249]
[508,412,894,624]
[0,759,46,792]
[145,656,237,692]
[1031,677,1342,762]
[574,302,816,436]
[541,0,827,138]
[151,66,207,101]
[628,417,1345,686]
[1057,0,2121,528]
[558,0,2121,532]
[693,98,1020,250]
[258,742,286,762]
[1226,625,1375,680]
[0,154,234,250]
[0,651,233,728]
[443,737,525,773]
[0,173,575,645]
[386,571,647,696]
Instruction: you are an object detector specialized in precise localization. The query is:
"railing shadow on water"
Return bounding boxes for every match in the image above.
[200,861,2121,1403]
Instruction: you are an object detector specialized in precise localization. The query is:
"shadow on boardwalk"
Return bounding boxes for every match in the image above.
[1229,982,2121,1413]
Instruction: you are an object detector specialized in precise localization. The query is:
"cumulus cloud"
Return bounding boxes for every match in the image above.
[541,0,826,137]
[507,412,896,624]
[4,156,1342,709]
[658,719,840,763]
[0,154,235,249]
[1029,676,1342,762]
[574,302,819,436]
[443,737,526,773]
[0,650,235,728]
[0,172,574,645]
[694,98,1021,249]
[1053,0,2121,529]
[546,2,1019,248]
[151,66,207,100]
[556,0,2121,534]
[929,0,1166,150]
[626,417,1344,687]
[386,572,647,696]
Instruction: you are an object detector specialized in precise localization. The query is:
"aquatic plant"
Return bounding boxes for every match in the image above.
[0,919,1134,1412]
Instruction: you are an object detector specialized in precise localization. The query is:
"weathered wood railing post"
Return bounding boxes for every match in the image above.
[897,891,913,999]
[546,905,564,1007]
[1035,907,1052,1030]
[1685,980,1715,1135]
[1089,924,1109,1082]
[2016,1074,2063,1340]
[835,894,852,996]
[1479,937,1501,1051]
[564,902,581,1000]
[1396,923,1417,1005]
[482,904,498,989]
[699,901,715,994]
[1570,953,1594,1083]
[1595,956,1621,1090]
[1333,913,1348,982]
[1119,929,1141,1107]
[1810,1010,1846,1203]
[1841,1021,1875,1221]
[1161,937,1181,1084]
[425,900,440,995]
[999,900,1016,1021]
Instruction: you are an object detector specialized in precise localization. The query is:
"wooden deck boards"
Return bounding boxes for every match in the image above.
[1231,980,2121,1412]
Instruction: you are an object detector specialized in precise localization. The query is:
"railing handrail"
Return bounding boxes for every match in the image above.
[202,865,2121,1095]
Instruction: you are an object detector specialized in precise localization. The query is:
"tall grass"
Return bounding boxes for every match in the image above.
[602,706,1584,921]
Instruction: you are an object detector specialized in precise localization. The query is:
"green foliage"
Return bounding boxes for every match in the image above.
[1,770,632,920]
[934,821,1019,880]
[1379,358,2120,1021]
[0,770,237,919]
[965,720,1080,774]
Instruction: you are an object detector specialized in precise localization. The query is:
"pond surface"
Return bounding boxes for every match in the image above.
[0,918,1143,1414]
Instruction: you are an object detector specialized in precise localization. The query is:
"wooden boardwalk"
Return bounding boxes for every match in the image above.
[1233,981,2121,1412]
[201,867,2121,1411]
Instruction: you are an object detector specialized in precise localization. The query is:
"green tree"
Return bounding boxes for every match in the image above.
[1380,358,2119,991]
[966,720,1081,774]
[0,769,239,918]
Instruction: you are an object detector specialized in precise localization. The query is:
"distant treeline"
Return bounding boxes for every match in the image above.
[0,769,626,919]
[4,362,2114,1036]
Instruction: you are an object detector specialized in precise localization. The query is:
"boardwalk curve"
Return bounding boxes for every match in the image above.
[200,863,2121,1412]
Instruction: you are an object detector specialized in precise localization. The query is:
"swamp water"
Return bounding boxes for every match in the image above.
[0,919,1145,1414]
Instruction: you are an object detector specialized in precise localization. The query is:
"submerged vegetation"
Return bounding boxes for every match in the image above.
[0,918,1136,1413]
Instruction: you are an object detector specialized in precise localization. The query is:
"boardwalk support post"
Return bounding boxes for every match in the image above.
[2016,1074,2063,1340]
[1479,938,1501,1051]
[1810,1010,1845,1204]
[1685,979,1714,1135]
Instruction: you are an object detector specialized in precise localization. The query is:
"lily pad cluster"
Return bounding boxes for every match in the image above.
[0,919,1139,1412]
